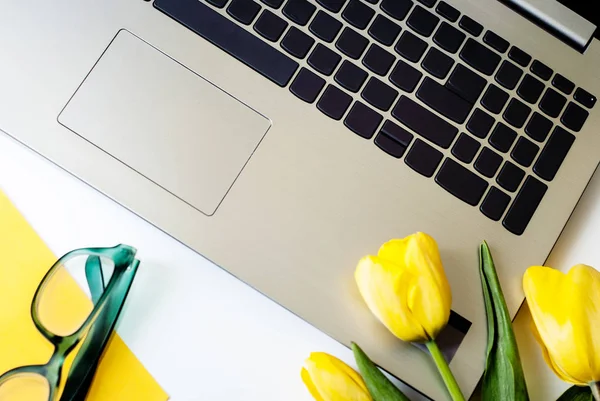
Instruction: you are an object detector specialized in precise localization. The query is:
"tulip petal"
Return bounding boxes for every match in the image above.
[304,353,372,401]
[378,233,447,290]
[378,233,451,339]
[316,353,370,394]
[302,367,326,401]
[524,265,600,385]
[530,321,581,385]
[406,275,451,340]
[355,256,428,342]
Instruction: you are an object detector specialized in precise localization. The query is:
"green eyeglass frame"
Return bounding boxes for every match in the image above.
[0,244,140,401]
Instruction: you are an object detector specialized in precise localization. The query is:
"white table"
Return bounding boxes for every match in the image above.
[2,130,599,401]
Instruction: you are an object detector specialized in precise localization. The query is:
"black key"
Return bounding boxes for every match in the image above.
[445,64,486,104]
[508,46,531,67]
[417,77,472,123]
[207,0,228,8]
[335,61,368,92]
[436,158,488,205]
[533,126,575,181]
[517,74,544,104]
[336,27,369,59]
[362,77,399,111]
[511,136,539,167]
[503,176,547,235]
[460,38,501,76]
[155,0,298,87]
[260,0,285,8]
[452,133,480,163]
[480,187,511,221]
[574,88,596,109]
[497,161,525,192]
[375,131,409,158]
[503,98,531,129]
[317,85,353,120]
[390,60,422,92]
[407,6,439,37]
[561,102,589,132]
[433,22,466,54]
[435,1,459,22]
[344,101,383,139]
[539,88,566,118]
[474,147,502,177]
[530,60,553,81]
[254,10,288,41]
[363,44,396,76]
[417,0,436,7]
[282,0,316,25]
[489,122,517,153]
[375,120,414,157]
[421,47,454,79]
[467,108,494,138]
[342,0,375,29]
[369,15,402,46]
[483,31,509,53]
[281,27,315,58]
[395,31,428,62]
[459,15,482,37]
[481,84,509,114]
[392,96,459,148]
[227,0,261,24]
[290,68,326,102]
[308,44,341,76]
[525,112,553,142]
[495,60,523,90]
[381,0,414,21]
[552,74,575,95]
[317,0,347,12]
[309,11,342,43]
[405,139,443,177]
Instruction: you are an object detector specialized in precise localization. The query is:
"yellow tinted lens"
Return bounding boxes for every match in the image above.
[0,373,50,401]
[36,255,115,336]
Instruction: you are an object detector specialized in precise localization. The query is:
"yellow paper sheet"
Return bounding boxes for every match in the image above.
[0,190,169,401]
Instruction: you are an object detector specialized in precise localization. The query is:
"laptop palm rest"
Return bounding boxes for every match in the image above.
[58,30,271,216]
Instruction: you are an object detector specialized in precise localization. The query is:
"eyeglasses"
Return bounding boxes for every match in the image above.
[0,245,140,401]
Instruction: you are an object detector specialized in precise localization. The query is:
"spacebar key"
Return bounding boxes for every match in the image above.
[392,96,459,148]
[154,0,299,87]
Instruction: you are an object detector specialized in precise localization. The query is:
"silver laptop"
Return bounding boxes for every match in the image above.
[1,0,598,398]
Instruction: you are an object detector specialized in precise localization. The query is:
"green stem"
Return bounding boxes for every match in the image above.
[425,340,466,401]
[590,382,600,401]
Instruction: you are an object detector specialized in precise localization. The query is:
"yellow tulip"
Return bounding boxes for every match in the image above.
[301,352,373,401]
[523,264,600,386]
[354,232,452,342]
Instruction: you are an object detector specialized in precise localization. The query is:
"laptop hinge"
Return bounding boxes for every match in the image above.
[501,0,597,53]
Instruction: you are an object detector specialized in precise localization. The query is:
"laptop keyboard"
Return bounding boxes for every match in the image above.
[154,0,597,236]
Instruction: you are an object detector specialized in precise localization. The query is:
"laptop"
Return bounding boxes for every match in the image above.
[0,0,598,398]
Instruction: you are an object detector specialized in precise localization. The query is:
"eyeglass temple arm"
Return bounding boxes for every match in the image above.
[59,259,138,401]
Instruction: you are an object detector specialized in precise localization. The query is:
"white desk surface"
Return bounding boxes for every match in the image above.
[1,130,599,401]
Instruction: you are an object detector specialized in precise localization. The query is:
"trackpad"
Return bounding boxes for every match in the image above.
[59,30,271,215]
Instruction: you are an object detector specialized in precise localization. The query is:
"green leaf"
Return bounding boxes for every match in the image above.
[479,241,530,401]
[351,342,411,401]
[556,385,593,401]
